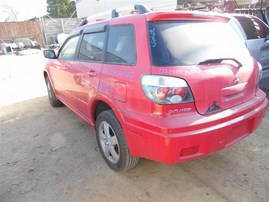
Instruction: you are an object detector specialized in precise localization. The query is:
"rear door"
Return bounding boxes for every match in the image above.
[69,25,106,117]
[99,24,138,112]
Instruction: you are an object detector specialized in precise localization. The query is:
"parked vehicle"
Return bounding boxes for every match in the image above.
[43,6,268,171]
[0,38,41,55]
[228,14,269,83]
[13,38,41,50]
[0,40,17,55]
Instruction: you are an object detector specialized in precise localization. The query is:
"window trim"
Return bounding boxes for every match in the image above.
[104,24,137,66]
[57,24,108,63]
[83,24,107,34]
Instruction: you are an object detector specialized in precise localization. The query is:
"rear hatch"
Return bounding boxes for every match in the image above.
[148,18,258,115]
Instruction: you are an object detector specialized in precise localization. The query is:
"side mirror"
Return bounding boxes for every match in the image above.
[43,50,57,59]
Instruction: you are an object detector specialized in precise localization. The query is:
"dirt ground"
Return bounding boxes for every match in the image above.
[0,53,268,202]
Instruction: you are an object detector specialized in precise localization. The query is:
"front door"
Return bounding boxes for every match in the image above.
[50,36,80,102]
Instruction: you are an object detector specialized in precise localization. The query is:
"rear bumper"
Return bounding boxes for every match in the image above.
[122,90,268,163]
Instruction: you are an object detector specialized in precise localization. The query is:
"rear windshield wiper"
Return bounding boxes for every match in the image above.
[198,58,242,68]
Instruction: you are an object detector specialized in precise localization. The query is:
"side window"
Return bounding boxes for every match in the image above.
[58,36,80,60]
[106,25,136,65]
[78,32,105,62]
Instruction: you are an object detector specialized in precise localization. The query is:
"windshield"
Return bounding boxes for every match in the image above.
[148,21,250,66]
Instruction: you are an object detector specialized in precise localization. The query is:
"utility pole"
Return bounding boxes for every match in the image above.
[95,0,100,14]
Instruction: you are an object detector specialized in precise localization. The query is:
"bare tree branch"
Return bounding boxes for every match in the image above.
[1,0,19,21]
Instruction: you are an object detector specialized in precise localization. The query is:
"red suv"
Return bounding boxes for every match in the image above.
[43,6,268,171]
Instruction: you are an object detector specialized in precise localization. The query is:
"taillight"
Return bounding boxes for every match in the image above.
[141,75,194,104]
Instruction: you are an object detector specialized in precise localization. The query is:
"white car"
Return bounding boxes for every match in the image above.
[229,14,269,83]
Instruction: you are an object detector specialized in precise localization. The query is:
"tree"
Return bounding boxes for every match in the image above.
[1,1,19,22]
[47,0,77,18]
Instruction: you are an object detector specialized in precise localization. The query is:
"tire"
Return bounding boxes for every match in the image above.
[96,110,139,171]
[45,77,63,107]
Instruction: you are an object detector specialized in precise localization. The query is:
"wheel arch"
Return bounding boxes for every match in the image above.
[43,70,59,99]
[93,100,112,121]
[91,96,124,129]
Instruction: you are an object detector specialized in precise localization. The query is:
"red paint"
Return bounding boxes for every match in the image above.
[44,11,268,164]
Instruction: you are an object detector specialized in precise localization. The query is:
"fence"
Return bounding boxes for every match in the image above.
[0,17,80,48]
[0,20,44,47]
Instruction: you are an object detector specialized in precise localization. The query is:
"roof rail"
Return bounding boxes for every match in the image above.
[78,18,88,27]
[111,9,119,18]
[111,4,151,18]
[134,4,151,14]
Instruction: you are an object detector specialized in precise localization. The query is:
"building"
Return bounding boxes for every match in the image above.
[75,0,179,20]
[75,0,268,22]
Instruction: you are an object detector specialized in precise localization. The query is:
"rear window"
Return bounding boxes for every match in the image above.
[234,16,269,39]
[148,21,250,66]
[233,16,259,39]
[106,25,136,65]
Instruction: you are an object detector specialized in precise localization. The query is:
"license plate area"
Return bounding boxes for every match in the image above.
[224,121,250,148]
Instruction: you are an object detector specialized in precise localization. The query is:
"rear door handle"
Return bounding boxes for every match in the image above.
[87,70,97,76]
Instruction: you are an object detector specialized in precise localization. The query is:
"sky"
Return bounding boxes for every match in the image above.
[0,0,47,21]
